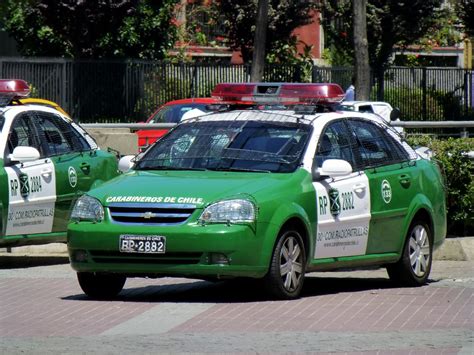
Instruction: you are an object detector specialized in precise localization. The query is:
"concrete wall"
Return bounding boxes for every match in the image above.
[85,128,139,156]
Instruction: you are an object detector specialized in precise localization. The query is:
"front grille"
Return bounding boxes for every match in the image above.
[90,250,202,265]
[108,202,196,225]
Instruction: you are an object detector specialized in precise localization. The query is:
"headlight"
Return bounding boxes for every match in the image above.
[71,195,104,222]
[199,199,256,224]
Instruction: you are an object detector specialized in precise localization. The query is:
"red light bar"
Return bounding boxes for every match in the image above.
[211,82,345,105]
[0,79,30,104]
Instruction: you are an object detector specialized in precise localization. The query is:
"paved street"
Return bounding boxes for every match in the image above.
[0,257,473,354]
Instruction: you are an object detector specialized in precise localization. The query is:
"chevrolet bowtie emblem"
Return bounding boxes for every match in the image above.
[142,212,156,219]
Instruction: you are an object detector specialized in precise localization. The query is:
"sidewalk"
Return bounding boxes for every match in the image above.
[1,237,473,261]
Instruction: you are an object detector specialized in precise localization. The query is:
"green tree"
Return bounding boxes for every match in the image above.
[0,0,178,59]
[455,0,474,37]
[220,0,318,64]
[318,1,459,65]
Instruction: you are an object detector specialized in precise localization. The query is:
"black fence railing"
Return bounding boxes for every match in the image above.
[1,57,473,123]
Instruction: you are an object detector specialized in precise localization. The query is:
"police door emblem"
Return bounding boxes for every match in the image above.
[381,180,392,204]
[19,172,29,197]
[329,188,341,217]
[68,167,77,188]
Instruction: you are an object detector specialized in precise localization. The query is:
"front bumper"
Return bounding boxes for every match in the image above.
[67,221,269,279]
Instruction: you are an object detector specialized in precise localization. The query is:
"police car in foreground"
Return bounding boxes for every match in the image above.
[0,79,119,247]
[68,82,446,300]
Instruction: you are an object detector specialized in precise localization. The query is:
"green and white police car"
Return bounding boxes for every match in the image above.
[68,83,446,300]
[0,79,119,247]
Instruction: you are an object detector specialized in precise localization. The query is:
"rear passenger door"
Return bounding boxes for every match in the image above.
[346,119,417,254]
[33,111,97,232]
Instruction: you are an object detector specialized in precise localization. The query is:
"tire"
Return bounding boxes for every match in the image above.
[387,220,433,286]
[77,272,126,299]
[264,228,306,299]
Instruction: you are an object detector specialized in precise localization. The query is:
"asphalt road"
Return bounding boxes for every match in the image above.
[0,257,473,354]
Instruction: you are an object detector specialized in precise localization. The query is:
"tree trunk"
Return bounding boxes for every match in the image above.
[250,0,268,82]
[353,0,370,100]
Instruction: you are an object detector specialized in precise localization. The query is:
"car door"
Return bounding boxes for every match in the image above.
[3,112,57,237]
[346,119,417,254]
[33,111,99,232]
[312,119,372,259]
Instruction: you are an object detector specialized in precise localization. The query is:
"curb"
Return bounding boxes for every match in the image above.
[1,237,473,261]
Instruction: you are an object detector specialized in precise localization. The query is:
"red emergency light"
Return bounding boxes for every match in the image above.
[0,79,31,105]
[211,82,345,105]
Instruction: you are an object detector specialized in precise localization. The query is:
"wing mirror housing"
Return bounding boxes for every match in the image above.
[9,146,40,163]
[313,159,353,180]
[118,155,135,173]
[390,107,401,121]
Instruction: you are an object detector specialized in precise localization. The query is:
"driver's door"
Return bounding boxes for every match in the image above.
[3,112,56,236]
[312,120,371,259]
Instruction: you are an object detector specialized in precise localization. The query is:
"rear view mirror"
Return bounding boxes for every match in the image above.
[118,155,135,173]
[390,107,401,120]
[9,146,40,163]
[314,159,353,179]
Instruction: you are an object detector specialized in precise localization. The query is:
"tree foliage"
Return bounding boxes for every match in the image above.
[0,0,179,59]
[317,0,456,70]
[455,0,474,37]
[220,0,317,63]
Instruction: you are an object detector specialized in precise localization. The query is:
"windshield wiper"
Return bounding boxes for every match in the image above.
[137,165,206,171]
[208,166,271,173]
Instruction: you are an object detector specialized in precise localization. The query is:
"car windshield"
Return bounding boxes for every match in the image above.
[136,119,311,173]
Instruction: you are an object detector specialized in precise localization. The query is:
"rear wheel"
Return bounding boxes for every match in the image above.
[77,272,126,299]
[387,220,433,286]
[264,228,306,299]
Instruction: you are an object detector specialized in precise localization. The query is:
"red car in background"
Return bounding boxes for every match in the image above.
[136,98,218,150]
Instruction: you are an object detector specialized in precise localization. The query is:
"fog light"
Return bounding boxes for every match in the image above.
[210,253,229,265]
[73,250,88,262]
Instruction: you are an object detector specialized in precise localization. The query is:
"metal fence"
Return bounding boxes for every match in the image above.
[1,57,473,123]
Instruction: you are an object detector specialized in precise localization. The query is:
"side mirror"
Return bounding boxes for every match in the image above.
[314,159,353,179]
[390,107,401,121]
[9,146,40,163]
[118,155,135,173]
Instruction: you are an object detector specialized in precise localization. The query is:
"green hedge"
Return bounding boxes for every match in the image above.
[407,136,474,236]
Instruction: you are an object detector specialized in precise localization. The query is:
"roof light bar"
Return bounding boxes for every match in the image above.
[0,79,31,105]
[211,82,345,105]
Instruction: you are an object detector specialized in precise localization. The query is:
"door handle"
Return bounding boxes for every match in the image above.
[352,183,366,193]
[41,168,52,177]
[398,174,411,188]
[80,162,90,173]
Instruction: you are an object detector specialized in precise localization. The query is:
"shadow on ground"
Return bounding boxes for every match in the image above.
[0,256,69,269]
[63,273,432,304]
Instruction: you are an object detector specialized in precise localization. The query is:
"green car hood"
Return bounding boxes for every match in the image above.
[89,169,308,207]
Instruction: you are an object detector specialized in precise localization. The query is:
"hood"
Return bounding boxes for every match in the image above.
[89,169,306,207]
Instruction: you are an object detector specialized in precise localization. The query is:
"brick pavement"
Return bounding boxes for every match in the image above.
[0,260,472,354]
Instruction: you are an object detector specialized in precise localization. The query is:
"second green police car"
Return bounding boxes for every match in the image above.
[0,79,119,247]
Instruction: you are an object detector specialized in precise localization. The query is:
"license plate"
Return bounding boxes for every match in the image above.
[119,235,166,254]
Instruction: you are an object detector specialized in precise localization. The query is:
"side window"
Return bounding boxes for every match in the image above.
[314,120,358,169]
[35,112,90,156]
[7,113,42,157]
[347,119,408,168]
[358,105,374,114]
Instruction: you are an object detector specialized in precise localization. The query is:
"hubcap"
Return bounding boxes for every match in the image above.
[279,236,303,292]
[408,225,431,277]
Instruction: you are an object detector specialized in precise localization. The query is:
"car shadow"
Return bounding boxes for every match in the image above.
[0,255,69,269]
[63,274,440,303]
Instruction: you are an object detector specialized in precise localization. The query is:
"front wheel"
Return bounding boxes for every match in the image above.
[387,220,433,286]
[264,228,306,299]
[77,272,126,299]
